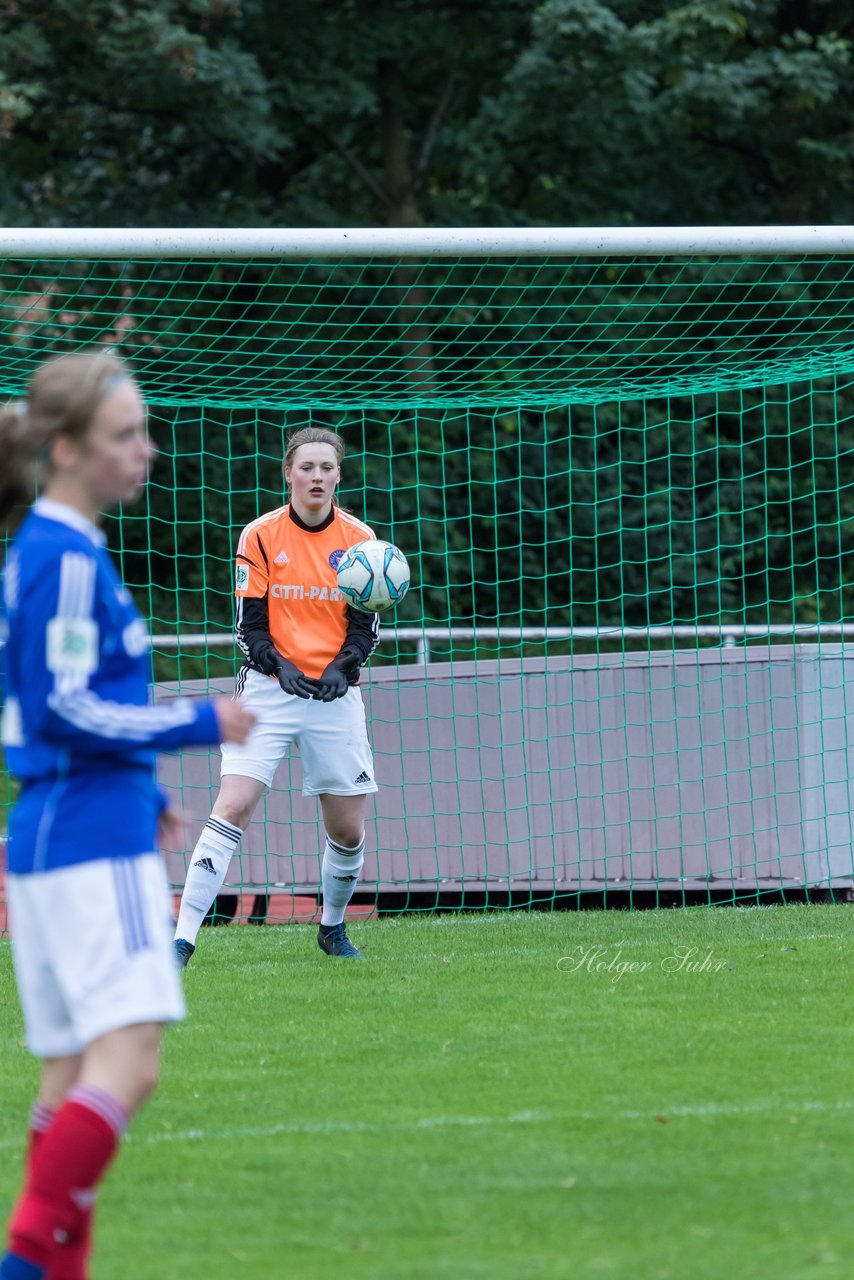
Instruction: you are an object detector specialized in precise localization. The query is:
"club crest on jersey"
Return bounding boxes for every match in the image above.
[328,549,346,570]
[236,564,249,591]
[46,617,98,675]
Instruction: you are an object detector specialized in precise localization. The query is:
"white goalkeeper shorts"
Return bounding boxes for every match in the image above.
[7,853,185,1059]
[221,667,377,796]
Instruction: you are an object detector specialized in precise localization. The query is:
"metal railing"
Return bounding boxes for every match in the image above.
[151,623,854,666]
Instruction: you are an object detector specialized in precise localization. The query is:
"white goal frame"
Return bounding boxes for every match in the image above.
[1,224,854,258]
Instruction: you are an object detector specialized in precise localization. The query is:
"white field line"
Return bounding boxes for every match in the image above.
[229,935,846,968]
[0,1099,851,1156]
[127,1097,854,1146]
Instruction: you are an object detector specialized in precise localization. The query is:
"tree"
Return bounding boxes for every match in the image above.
[470,0,854,225]
[2,1,854,636]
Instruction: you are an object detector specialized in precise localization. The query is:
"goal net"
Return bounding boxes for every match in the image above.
[2,227,854,925]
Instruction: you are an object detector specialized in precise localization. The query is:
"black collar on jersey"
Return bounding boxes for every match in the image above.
[288,503,336,534]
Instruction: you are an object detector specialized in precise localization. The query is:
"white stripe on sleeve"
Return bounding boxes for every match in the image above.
[45,549,199,746]
[48,688,199,742]
[235,596,251,660]
[50,553,100,698]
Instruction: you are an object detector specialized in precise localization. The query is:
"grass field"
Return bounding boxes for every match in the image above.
[1,905,853,1279]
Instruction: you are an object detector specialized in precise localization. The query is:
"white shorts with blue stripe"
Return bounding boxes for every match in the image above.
[7,853,184,1058]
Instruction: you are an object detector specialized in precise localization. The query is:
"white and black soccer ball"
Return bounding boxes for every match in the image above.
[336,540,410,614]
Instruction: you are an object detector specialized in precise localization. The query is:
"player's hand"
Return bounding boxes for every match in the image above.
[312,663,350,702]
[254,644,283,677]
[312,648,361,702]
[274,657,316,699]
[213,696,256,744]
[157,803,186,851]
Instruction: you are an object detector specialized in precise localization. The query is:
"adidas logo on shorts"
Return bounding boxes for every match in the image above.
[354,771,371,786]
[193,856,216,873]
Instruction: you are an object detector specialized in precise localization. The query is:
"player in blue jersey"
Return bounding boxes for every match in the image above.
[0,350,254,1280]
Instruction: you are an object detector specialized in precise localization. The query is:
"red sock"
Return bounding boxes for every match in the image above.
[26,1102,55,1168]
[3,1102,56,1269]
[7,1087,127,1272]
[21,1104,90,1280]
[46,1212,94,1280]
[46,1201,94,1280]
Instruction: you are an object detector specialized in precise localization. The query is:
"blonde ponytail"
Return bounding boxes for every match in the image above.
[0,349,133,530]
[0,400,41,529]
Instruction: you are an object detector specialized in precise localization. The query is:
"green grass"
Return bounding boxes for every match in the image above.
[2,906,854,1279]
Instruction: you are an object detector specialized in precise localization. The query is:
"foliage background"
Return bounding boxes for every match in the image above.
[2,0,854,635]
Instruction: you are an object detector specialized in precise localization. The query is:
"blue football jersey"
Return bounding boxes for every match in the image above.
[1,499,220,873]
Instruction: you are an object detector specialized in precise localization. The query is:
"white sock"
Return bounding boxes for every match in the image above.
[320,834,365,927]
[174,816,243,945]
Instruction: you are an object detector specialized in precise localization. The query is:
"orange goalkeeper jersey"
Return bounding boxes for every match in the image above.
[234,503,375,679]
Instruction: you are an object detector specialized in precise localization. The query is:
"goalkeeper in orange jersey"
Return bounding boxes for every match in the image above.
[173,427,380,963]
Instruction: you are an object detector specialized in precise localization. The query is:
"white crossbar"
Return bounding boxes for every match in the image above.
[2,226,854,258]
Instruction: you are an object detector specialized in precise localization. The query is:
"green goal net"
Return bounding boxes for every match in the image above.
[2,231,854,928]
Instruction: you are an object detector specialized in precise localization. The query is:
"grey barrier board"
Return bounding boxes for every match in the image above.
[155,645,854,894]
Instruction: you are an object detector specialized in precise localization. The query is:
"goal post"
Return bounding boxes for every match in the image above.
[2,225,854,925]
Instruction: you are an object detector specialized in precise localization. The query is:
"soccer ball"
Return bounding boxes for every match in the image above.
[336,540,410,614]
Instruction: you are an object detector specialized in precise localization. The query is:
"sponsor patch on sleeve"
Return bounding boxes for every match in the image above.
[236,564,249,592]
[46,617,99,676]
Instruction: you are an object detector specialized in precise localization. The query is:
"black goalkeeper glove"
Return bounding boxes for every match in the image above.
[312,647,362,702]
[252,643,315,699]
[253,643,282,677]
[275,656,316,699]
